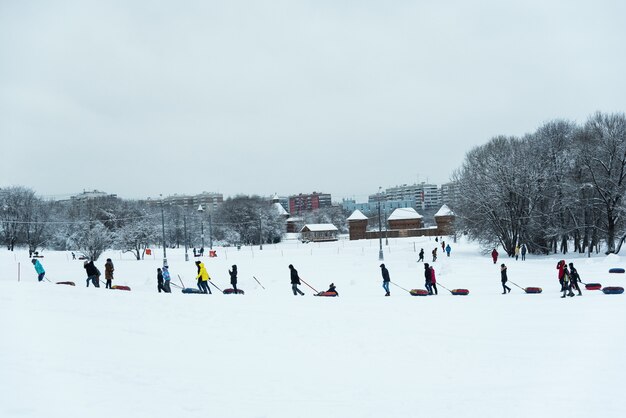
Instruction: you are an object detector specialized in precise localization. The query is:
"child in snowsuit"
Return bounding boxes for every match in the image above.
[418,248,424,262]
[380,263,390,296]
[445,244,451,257]
[568,263,582,296]
[104,258,114,289]
[432,248,437,262]
[32,259,45,282]
[430,266,438,295]
[162,266,171,293]
[326,283,338,296]
[229,265,238,292]
[289,264,304,295]
[491,249,499,264]
[501,264,511,294]
[561,266,575,298]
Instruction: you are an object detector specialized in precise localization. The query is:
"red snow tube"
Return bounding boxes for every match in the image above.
[410,289,429,296]
[56,281,75,286]
[585,283,602,290]
[525,287,543,294]
[602,286,624,295]
[111,285,131,291]
[315,291,338,297]
[609,268,625,273]
[223,288,245,295]
[451,289,470,295]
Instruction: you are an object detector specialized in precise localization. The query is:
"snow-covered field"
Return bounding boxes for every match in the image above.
[1,236,625,418]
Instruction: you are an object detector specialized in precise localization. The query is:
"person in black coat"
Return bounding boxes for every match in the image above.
[418,248,424,262]
[326,283,338,296]
[380,263,390,296]
[289,264,304,295]
[568,263,582,296]
[424,263,433,294]
[157,268,164,293]
[229,265,238,292]
[84,260,100,288]
[501,264,511,294]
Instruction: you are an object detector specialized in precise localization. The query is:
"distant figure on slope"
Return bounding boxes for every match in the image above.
[491,248,499,264]
[561,265,575,298]
[500,264,511,294]
[424,263,433,295]
[71,252,76,260]
[289,264,304,296]
[556,260,566,291]
[435,237,439,243]
[432,248,438,262]
[32,258,45,282]
[441,241,445,252]
[229,265,238,292]
[380,263,390,296]
[520,244,527,261]
[568,263,582,296]
[418,248,424,262]
[445,244,451,257]
[162,266,171,293]
[514,245,520,261]
[157,268,164,293]
[104,258,114,289]
[84,260,100,288]
[199,247,205,256]
[430,265,438,295]
[196,261,211,294]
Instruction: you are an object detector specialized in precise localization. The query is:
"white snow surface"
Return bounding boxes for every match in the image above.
[388,207,423,220]
[1,237,625,418]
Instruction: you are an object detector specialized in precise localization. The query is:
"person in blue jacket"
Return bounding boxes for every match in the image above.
[32,259,45,282]
[445,244,451,257]
[162,266,172,293]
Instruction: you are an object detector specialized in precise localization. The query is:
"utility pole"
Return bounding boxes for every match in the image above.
[378,187,384,261]
[209,213,213,250]
[259,216,263,250]
[183,213,189,261]
[198,204,204,250]
[160,194,167,266]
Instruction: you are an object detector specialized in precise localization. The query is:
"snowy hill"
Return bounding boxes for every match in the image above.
[1,236,625,418]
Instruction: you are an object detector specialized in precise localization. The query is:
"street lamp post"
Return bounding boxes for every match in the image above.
[160,194,167,266]
[183,212,189,262]
[197,204,205,250]
[209,213,213,250]
[378,187,384,261]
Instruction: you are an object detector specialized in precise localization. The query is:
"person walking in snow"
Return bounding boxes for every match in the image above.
[196,261,211,294]
[432,248,438,262]
[104,258,114,289]
[424,263,433,295]
[445,244,451,257]
[380,263,391,296]
[84,260,100,288]
[520,244,527,261]
[514,245,520,261]
[568,263,582,296]
[32,258,45,282]
[500,264,511,294]
[162,266,171,293]
[289,264,304,295]
[556,260,566,291]
[157,268,165,293]
[418,248,424,262]
[430,265,438,295]
[229,265,238,292]
[441,241,445,252]
[491,248,499,264]
[561,265,575,298]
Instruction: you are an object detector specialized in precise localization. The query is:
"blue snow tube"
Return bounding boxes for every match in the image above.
[602,286,624,295]
[609,268,625,273]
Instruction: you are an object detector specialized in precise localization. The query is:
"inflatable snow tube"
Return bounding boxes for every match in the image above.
[451,289,470,296]
[525,287,543,294]
[585,283,602,290]
[315,291,338,297]
[410,289,429,296]
[602,286,624,295]
[609,268,625,274]
[111,285,131,291]
[182,288,204,294]
[223,288,245,295]
[56,281,75,286]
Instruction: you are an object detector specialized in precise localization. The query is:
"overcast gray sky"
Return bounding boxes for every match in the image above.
[1,0,625,202]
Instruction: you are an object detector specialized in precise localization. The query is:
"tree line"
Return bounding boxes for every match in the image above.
[0,190,345,260]
[453,111,626,256]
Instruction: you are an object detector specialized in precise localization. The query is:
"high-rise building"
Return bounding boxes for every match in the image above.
[289,192,332,214]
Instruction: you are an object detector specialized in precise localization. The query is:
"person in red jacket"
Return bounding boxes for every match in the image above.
[491,248,499,264]
[556,260,566,291]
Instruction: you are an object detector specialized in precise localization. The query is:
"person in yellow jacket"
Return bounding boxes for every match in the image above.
[195,261,211,294]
